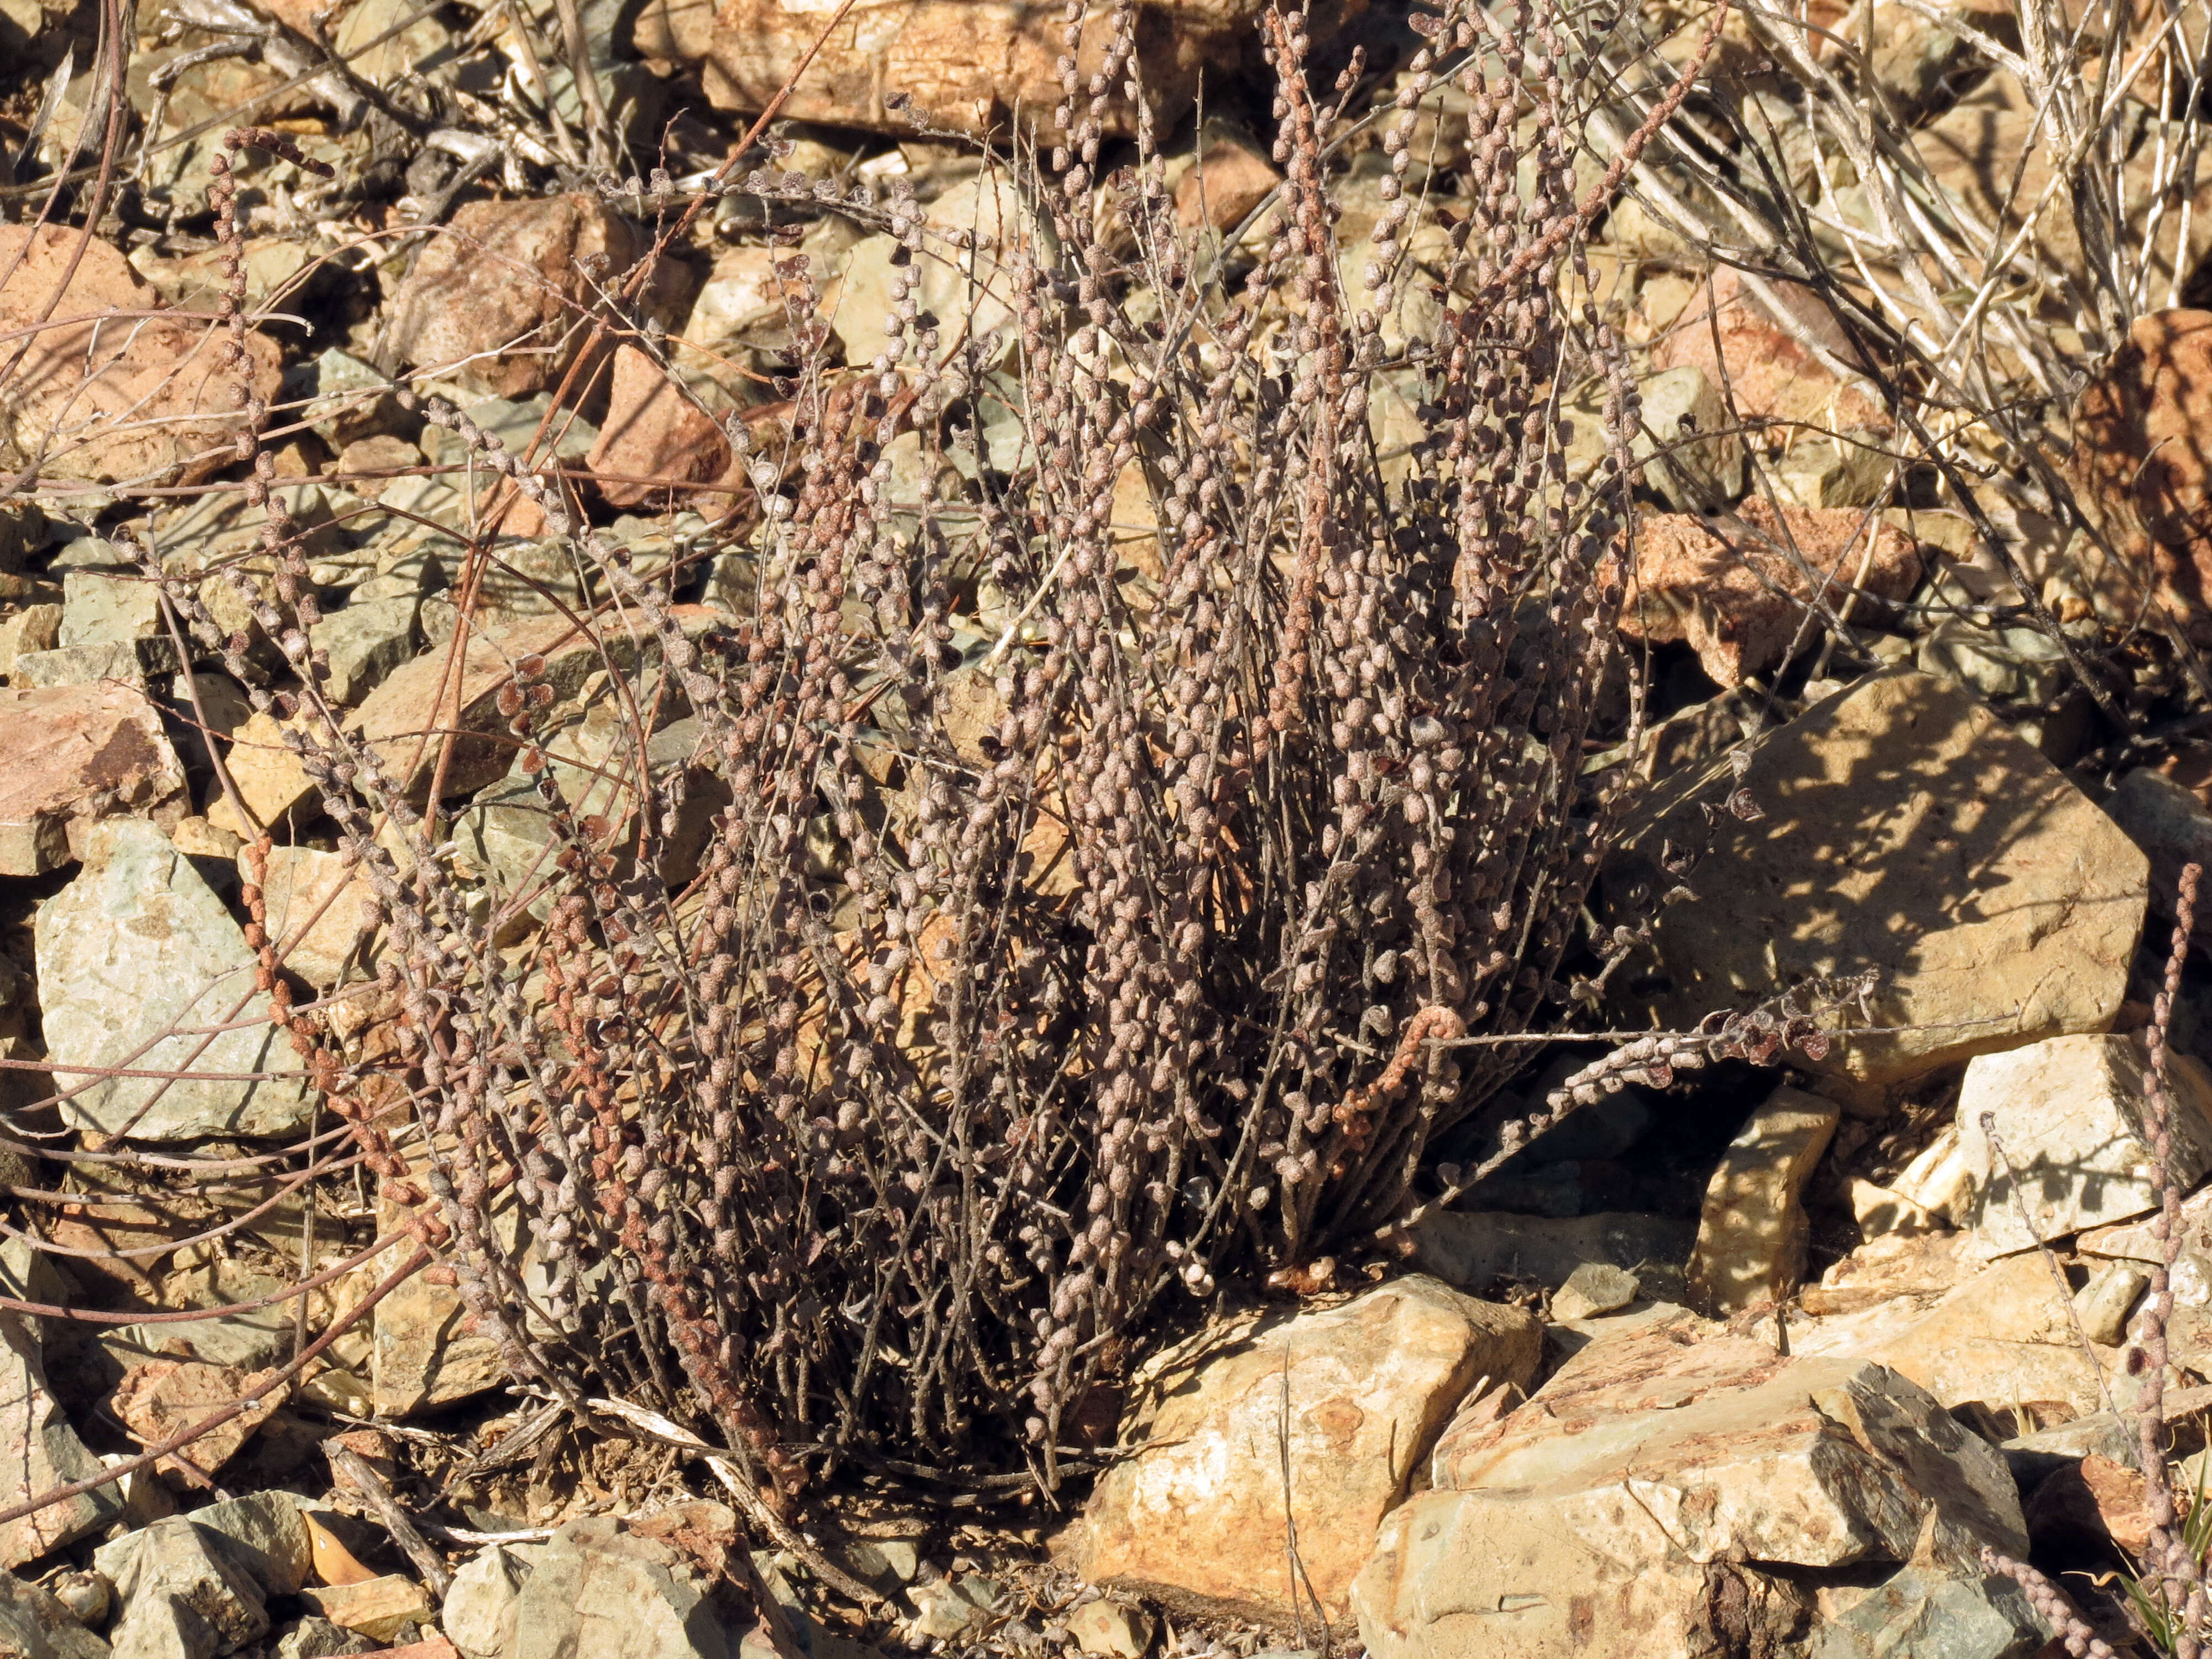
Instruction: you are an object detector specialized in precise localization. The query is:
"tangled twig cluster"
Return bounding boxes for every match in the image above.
[14,0,1719,1524]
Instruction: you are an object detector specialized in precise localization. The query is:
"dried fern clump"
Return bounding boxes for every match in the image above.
[166,0,1699,1511]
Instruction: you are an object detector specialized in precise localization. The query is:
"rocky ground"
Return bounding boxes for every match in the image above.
[4,0,2212,1652]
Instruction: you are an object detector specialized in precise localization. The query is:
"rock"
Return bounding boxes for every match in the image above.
[1890,1126,1974,1227]
[2105,768,2212,918]
[107,1594,216,1659]
[1650,267,1887,439]
[102,1517,269,1656]
[1067,1599,1151,1659]
[45,1572,107,1630]
[369,1269,507,1420]
[829,175,1052,374]
[906,1575,999,1642]
[1793,1251,2117,1420]
[241,846,382,989]
[384,197,645,401]
[440,1543,541,1659]
[299,1579,432,1647]
[1958,1034,2212,1255]
[1807,1564,2046,1659]
[109,1360,284,1480]
[299,350,409,450]
[0,1302,121,1567]
[1850,1179,1942,1241]
[205,712,319,839]
[1621,499,1921,687]
[1173,128,1280,233]
[1067,1276,1542,1624]
[1551,1262,1638,1322]
[2022,1452,2152,1557]
[1916,618,2069,707]
[585,345,732,511]
[35,817,313,1141]
[0,681,186,874]
[59,568,162,654]
[274,1619,373,1658]
[2074,1262,2148,1346]
[0,1568,110,1659]
[1686,1085,1841,1315]
[1412,1211,1696,1300]
[1772,431,1896,510]
[1569,366,1744,512]
[0,226,281,487]
[11,641,182,688]
[2078,1185,2212,1313]
[348,611,700,801]
[508,1515,728,1659]
[319,595,424,708]
[1610,669,2146,1089]
[638,0,1263,138]
[1359,1313,2025,1659]
[0,605,62,681]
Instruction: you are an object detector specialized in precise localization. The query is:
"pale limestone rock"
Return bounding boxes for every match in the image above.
[299,1577,432,1646]
[441,1543,542,1659]
[1610,669,2146,1088]
[509,1516,727,1659]
[1806,1564,2044,1659]
[206,712,318,840]
[240,846,381,989]
[2106,768,2212,919]
[35,817,312,1141]
[1358,1312,2025,1659]
[0,681,185,875]
[1068,1276,1542,1625]
[2074,1262,2149,1347]
[102,1518,268,1655]
[0,1308,121,1568]
[1793,1251,2119,1419]
[1687,1085,1840,1314]
[1959,1034,2212,1256]
[1550,1262,1637,1322]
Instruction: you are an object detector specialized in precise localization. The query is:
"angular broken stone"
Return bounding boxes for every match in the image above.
[1620,500,1922,690]
[2105,767,2212,920]
[586,345,732,512]
[109,1359,285,1481]
[0,681,186,875]
[509,1515,729,1659]
[35,817,313,1141]
[206,712,320,841]
[1686,1084,1840,1315]
[0,1567,109,1659]
[0,1309,123,1569]
[1958,1034,2212,1256]
[101,1516,269,1656]
[241,846,382,990]
[441,1542,542,1659]
[300,1576,434,1646]
[1355,1312,2028,1659]
[1610,669,2146,1089]
[383,196,646,401]
[637,0,1265,139]
[1793,1252,2117,1420]
[1551,1261,1638,1322]
[1807,1565,2046,1659]
[348,611,708,801]
[0,225,281,488]
[1069,1277,1542,1624]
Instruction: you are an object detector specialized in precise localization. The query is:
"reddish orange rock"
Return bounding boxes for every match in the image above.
[1621,498,1921,686]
